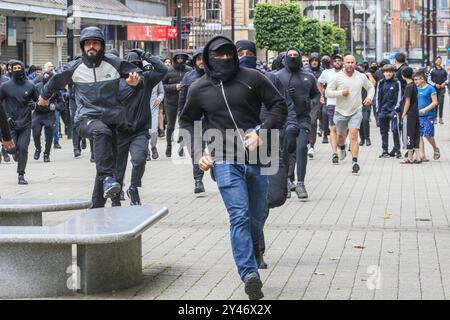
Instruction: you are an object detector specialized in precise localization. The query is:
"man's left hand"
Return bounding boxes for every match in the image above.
[126,72,141,87]
[244,130,263,151]
[363,98,372,106]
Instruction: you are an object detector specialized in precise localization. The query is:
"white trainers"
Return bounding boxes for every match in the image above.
[308,147,314,159]
[338,145,347,161]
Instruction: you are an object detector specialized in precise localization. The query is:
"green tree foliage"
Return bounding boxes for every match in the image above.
[254,2,303,52]
[254,2,347,55]
[300,17,322,55]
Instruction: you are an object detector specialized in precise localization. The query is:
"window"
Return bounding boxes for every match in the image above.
[249,0,258,20]
[206,0,221,20]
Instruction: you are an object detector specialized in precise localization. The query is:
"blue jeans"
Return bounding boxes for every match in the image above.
[213,163,268,281]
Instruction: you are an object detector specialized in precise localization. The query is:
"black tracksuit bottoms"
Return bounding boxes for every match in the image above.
[10,127,31,175]
[116,130,149,190]
[32,115,54,156]
[77,119,117,208]
[288,117,311,183]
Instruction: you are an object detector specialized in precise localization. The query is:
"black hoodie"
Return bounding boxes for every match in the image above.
[0,60,39,130]
[162,50,192,106]
[276,48,320,118]
[179,36,287,164]
[305,52,323,79]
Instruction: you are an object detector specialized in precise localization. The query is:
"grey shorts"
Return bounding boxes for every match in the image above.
[326,105,336,126]
[333,109,363,136]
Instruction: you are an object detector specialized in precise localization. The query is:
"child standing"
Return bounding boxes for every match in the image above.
[400,67,420,163]
[375,64,402,158]
[413,70,440,162]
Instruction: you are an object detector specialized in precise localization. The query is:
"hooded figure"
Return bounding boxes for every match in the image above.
[41,26,143,207]
[271,52,286,72]
[106,48,120,58]
[321,55,331,70]
[162,50,192,157]
[179,35,287,300]
[275,47,320,201]
[0,59,39,184]
[306,52,323,79]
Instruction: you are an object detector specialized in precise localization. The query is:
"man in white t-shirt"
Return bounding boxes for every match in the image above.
[318,54,343,164]
[325,55,375,175]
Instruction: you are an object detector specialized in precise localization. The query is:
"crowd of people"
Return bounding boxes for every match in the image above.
[0,26,446,300]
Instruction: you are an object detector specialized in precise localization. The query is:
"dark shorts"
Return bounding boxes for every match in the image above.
[419,116,435,137]
[326,105,336,126]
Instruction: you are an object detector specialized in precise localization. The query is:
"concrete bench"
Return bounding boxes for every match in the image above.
[0,205,168,299]
[0,199,92,226]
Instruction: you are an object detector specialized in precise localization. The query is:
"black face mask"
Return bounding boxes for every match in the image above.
[208,57,237,82]
[173,58,186,70]
[369,66,378,73]
[239,56,257,69]
[286,56,301,71]
[12,69,25,81]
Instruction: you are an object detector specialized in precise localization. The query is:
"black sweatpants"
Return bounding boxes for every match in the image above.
[359,105,371,142]
[436,89,445,119]
[403,116,420,150]
[288,117,311,183]
[116,130,149,190]
[165,103,178,146]
[77,119,117,208]
[32,115,54,156]
[11,127,31,175]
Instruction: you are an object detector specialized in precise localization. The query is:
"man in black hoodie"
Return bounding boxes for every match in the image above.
[276,48,320,200]
[39,26,142,208]
[178,47,206,194]
[162,50,192,158]
[428,56,448,124]
[113,49,167,206]
[305,52,324,157]
[32,71,64,163]
[179,36,287,300]
[0,60,39,184]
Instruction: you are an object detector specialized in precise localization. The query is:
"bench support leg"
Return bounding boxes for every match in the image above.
[77,236,142,294]
[0,243,73,298]
[0,211,42,226]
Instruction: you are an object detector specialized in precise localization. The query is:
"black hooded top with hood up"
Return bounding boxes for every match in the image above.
[179,35,287,164]
[162,50,192,107]
[178,47,204,112]
[276,48,320,118]
[41,26,142,125]
[305,52,323,79]
[117,50,168,133]
[271,52,286,72]
[0,60,39,131]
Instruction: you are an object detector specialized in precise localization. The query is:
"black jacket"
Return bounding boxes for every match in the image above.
[179,36,287,164]
[428,67,448,91]
[178,68,203,113]
[395,63,409,94]
[0,61,39,130]
[42,27,142,125]
[276,49,320,118]
[162,52,192,107]
[118,54,168,133]
[34,78,65,116]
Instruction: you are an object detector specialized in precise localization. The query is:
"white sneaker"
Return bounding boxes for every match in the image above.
[308,147,314,159]
[338,145,347,161]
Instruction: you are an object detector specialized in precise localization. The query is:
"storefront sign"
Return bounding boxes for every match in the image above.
[127,25,177,41]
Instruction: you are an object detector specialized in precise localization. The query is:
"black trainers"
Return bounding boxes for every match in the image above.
[255,249,268,269]
[127,186,142,206]
[395,151,402,159]
[34,149,41,160]
[379,151,390,158]
[81,139,87,150]
[74,149,81,158]
[111,193,122,207]
[288,180,296,191]
[90,153,95,163]
[359,140,365,146]
[54,143,62,149]
[332,153,339,164]
[18,175,28,185]
[43,154,50,163]
[194,180,205,194]
[295,183,308,200]
[388,149,396,157]
[244,273,264,300]
[152,147,159,160]
[2,152,10,162]
[102,176,121,199]
[322,136,329,144]
[352,162,360,175]
[366,138,371,146]
[165,144,172,158]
